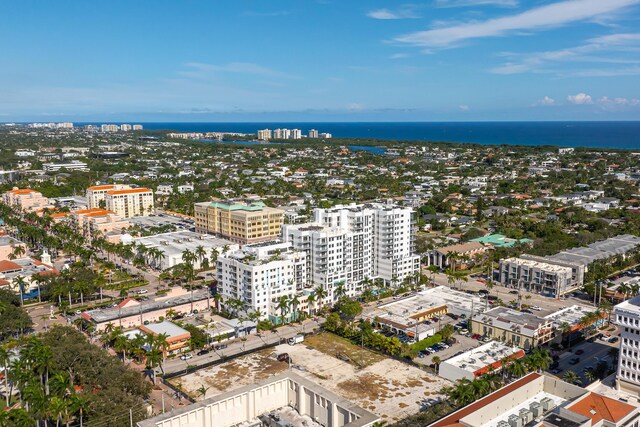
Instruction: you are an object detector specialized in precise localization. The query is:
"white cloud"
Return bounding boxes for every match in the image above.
[183,62,300,79]
[367,6,420,20]
[394,0,640,48]
[348,103,365,111]
[567,93,593,104]
[435,0,518,7]
[459,105,470,111]
[489,32,640,75]
[598,96,640,109]
[535,96,557,106]
[389,53,410,59]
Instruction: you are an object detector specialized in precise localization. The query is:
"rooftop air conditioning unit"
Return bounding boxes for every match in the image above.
[497,421,510,427]
[508,414,523,427]
[541,397,555,411]
[519,409,533,424]
[530,402,542,417]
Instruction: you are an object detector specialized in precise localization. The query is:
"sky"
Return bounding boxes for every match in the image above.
[1,0,640,122]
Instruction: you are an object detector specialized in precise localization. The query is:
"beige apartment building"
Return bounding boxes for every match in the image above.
[105,188,154,218]
[86,184,131,208]
[2,188,53,212]
[194,201,284,244]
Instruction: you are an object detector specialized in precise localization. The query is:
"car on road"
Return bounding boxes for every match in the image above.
[509,290,519,294]
[137,289,148,294]
[569,357,580,365]
[179,354,193,361]
[531,305,542,311]
[550,368,562,375]
[575,349,584,355]
[196,349,210,356]
[214,344,228,350]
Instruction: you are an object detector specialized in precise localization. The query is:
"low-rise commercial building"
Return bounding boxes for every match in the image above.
[429,373,639,427]
[439,341,525,383]
[498,256,575,297]
[125,231,237,271]
[471,307,554,350]
[82,288,211,331]
[369,286,485,340]
[137,372,379,427]
[194,200,284,244]
[429,241,489,269]
[139,321,190,355]
[0,257,59,298]
[0,234,27,261]
[42,161,88,172]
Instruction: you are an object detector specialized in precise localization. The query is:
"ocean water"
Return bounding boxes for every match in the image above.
[96,121,640,149]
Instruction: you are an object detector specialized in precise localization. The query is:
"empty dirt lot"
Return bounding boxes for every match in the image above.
[171,333,451,422]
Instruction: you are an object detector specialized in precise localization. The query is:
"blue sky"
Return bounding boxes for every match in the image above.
[1,0,640,121]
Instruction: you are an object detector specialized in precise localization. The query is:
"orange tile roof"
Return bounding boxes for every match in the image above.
[8,188,38,195]
[568,392,636,424]
[430,373,541,427]
[107,188,152,195]
[0,260,22,272]
[74,208,115,217]
[51,212,72,218]
[87,185,115,191]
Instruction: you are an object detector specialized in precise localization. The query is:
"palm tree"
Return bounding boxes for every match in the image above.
[276,295,290,325]
[432,356,441,374]
[289,295,301,321]
[562,370,582,385]
[0,346,10,407]
[507,359,528,379]
[14,275,28,306]
[313,286,327,312]
[196,385,210,400]
[584,368,598,383]
[307,293,317,315]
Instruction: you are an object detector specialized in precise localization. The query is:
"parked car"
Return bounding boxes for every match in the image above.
[180,353,193,361]
[137,289,148,294]
[509,290,519,294]
[550,368,562,374]
[575,349,584,355]
[610,337,619,343]
[531,305,542,311]
[196,349,210,356]
[460,329,469,335]
[569,357,580,365]
[214,344,228,350]
[277,353,291,363]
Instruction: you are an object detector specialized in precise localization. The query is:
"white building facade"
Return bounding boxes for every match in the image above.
[615,295,640,396]
[216,241,307,323]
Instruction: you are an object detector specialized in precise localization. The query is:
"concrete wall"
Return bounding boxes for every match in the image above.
[138,373,378,427]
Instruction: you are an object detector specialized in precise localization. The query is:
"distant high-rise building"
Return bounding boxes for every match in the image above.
[132,124,143,130]
[120,124,132,131]
[308,129,319,139]
[257,129,272,140]
[319,132,332,139]
[291,129,302,139]
[101,124,119,132]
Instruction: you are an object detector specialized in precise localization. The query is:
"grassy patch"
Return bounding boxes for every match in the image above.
[305,332,385,368]
[410,333,443,352]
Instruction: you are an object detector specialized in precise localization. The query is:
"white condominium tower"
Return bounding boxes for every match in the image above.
[283,202,420,302]
[216,241,307,323]
[615,295,640,396]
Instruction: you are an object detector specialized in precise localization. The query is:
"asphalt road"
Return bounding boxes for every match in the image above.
[163,318,322,374]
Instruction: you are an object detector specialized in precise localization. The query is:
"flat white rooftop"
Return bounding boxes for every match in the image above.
[443,341,522,373]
